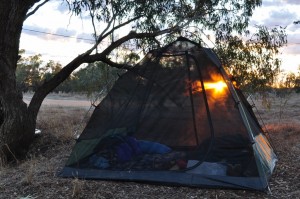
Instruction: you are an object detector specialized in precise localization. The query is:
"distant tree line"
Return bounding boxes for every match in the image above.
[276,66,300,93]
[17,50,300,95]
[16,50,124,95]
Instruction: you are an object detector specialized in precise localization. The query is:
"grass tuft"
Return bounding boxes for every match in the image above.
[21,159,36,185]
[72,178,84,198]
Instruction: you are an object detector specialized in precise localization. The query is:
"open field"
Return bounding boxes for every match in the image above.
[23,92,93,109]
[0,92,299,198]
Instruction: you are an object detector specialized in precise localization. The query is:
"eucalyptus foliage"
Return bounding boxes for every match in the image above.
[63,0,286,91]
[215,26,287,91]
[65,0,262,49]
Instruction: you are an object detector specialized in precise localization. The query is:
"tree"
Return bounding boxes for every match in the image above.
[285,73,296,88]
[71,62,121,95]
[16,51,44,92]
[294,66,300,92]
[215,25,287,91]
[16,51,65,93]
[0,0,283,163]
[40,60,63,82]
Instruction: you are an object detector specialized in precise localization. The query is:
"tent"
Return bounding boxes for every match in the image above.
[59,37,277,191]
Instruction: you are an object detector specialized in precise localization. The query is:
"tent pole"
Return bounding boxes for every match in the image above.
[185,51,200,146]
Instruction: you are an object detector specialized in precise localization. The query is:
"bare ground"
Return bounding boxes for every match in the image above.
[0,92,299,199]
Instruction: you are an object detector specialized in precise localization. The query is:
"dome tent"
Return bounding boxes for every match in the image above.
[59,37,277,191]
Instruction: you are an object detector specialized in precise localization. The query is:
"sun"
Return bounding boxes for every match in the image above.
[189,80,227,95]
[204,81,227,93]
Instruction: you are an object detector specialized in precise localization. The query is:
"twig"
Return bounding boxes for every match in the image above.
[4,144,19,163]
[25,0,49,20]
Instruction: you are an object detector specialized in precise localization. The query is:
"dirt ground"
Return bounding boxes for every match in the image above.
[0,92,299,199]
[23,92,93,109]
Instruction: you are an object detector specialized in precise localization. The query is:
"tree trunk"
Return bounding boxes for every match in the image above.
[0,1,91,164]
[0,1,39,164]
[0,92,35,164]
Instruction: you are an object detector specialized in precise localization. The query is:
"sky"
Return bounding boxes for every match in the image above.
[20,0,300,73]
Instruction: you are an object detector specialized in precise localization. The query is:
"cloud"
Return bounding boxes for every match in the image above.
[22,21,96,45]
[76,32,94,43]
[284,44,300,55]
[261,0,279,6]
[55,28,77,37]
[284,33,300,54]
[287,23,300,32]
[22,25,52,40]
[288,33,300,44]
[22,24,84,43]
[263,0,300,6]
[262,9,297,27]
[56,0,70,14]
[283,0,300,5]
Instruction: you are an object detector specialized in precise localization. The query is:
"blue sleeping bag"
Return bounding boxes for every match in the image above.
[138,140,171,154]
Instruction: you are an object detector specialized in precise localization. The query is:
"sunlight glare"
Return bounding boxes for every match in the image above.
[204,81,227,93]
[190,80,227,95]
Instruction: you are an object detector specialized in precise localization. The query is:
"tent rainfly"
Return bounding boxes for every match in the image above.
[59,37,277,191]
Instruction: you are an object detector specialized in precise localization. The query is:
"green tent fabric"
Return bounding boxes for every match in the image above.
[59,37,277,191]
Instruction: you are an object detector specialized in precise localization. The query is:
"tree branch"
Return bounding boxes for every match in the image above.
[98,16,115,40]
[86,15,143,55]
[84,4,205,57]
[102,26,181,57]
[86,2,98,52]
[25,0,49,20]
[100,57,133,71]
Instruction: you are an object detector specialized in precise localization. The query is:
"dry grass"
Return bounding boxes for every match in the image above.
[72,178,85,198]
[20,158,36,186]
[0,93,299,198]
[36,107,88,141]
